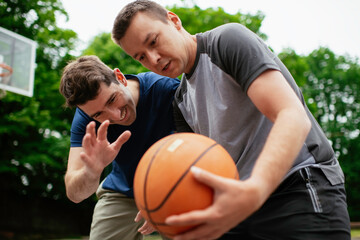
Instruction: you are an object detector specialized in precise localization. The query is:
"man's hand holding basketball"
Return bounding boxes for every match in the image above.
[165,166,266,240]
[80,120,131,179]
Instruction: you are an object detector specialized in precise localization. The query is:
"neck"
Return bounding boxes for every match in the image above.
[127,79,140,106]
[184,34,198,74]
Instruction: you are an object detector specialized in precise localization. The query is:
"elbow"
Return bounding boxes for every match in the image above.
[64,175,83,204]
[66,192,82,204]
[284,107,311,140]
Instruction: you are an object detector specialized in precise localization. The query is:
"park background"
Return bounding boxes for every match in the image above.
[0,0,359,239]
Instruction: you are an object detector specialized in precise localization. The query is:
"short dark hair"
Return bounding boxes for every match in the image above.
[59,55,118,108]
[112,0,168,46]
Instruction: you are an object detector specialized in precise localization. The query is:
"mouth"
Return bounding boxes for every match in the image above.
[120,107,127,121]
[162,61,170,72]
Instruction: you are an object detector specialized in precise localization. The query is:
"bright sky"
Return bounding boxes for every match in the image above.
[58,0,360,60]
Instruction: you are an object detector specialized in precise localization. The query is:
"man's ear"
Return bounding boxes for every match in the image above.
[167,11,182,30]
[114,68,127,86]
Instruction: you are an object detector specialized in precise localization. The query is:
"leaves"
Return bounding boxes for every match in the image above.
[0,0,76,200]
[280,48,360,220]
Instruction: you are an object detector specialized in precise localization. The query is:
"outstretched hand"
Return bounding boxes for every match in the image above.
[165,166,267,240]
[80,120,131,179]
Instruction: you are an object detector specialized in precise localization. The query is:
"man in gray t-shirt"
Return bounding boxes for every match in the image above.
[112,1,351,239]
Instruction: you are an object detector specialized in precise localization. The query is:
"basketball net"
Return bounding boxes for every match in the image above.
[0,62,13,98]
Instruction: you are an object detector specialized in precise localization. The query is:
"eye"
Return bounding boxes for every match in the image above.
[93,112,102,119]
[139,54,145,62]
[150,36,157,46]
[109,94,117,103]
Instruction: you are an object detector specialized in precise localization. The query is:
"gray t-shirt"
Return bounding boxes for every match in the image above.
[174,23,344,185]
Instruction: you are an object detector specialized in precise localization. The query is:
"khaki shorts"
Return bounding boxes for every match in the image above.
[89,182,145,240]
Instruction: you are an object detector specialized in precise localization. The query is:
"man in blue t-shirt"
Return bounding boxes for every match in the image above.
[59,55,179,239]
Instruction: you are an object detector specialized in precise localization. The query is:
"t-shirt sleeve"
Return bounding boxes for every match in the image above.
[142,72,180,94]
[139,72,180,103]
[70,108,92,147]
[172,99,193,132]
[211,23,280,93]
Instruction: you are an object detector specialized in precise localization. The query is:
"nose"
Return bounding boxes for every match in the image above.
[107,107,121,122]
[147,49,160,66]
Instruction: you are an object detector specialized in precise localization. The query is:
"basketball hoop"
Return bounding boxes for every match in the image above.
[0,26,36,97]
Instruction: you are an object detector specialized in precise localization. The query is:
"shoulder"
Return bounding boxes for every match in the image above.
[200,23,263,53]
[70,108,93,146]
[72,108,91,124]
[137,72,179,83]
[208,23,248,36]
[198,23,278,92]
[135,72,180,93]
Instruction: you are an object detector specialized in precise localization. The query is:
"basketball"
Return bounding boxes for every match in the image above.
[133,132,239,238]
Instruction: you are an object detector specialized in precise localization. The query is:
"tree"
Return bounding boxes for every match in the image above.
[0,0,78,200]
[169,4,266,38]
[83,32,147,74]
[0,1,93,236]
[0,0,102,236]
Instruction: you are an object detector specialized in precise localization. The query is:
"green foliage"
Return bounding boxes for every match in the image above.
[279,48,360,220]
[80,3,267,76]
[168,4,266,39]
[83,32,147,74]
[0,0,76,199]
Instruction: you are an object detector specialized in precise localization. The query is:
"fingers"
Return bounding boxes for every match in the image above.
[97,120,110,141]
[85,121,96,146]
[82,133,93,152]
[138,220,156,235]
[135,211,155,235]
[112,130,131,152]
[190,166,225,190]
[165,167,225,226]
[79,151,91,165]
[166,209,223,240]
[165,208,211,226]
[134,211,143,222]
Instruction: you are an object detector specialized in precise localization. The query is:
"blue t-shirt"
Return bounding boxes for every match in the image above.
[70,72,180,197]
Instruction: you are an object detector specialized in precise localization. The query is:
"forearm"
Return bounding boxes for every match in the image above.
[65,167,100,203]
[249,108,311,202]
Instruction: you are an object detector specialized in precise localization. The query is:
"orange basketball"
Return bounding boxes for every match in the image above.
[133,132,239,238]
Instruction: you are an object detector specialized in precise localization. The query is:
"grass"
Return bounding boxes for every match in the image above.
[144,236,161,240]
[144,233,162,240]
[352,229,360,237]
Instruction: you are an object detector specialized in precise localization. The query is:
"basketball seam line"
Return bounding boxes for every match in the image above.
[143,135,178,229]
[147,142,218,213]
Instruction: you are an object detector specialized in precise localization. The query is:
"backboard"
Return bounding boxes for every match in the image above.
[0,26,37,97]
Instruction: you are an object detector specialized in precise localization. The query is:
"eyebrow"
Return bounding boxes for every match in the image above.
[89,92,117,118]
[133,32,153,59]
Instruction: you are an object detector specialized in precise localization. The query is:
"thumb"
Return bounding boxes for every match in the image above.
[191,166,225,190]
[112,130,131,151]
